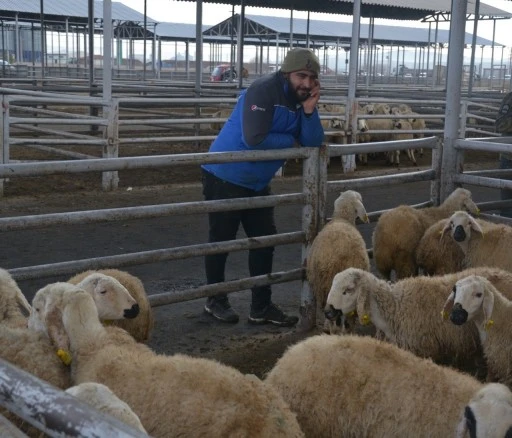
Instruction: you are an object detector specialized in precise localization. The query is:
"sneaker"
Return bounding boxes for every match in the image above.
[248,303,299,327]
[204,297,239,323]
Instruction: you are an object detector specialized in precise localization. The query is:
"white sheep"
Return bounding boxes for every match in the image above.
[444,274,512,387]
[415,218,465,276]
[324,266,512,375]
[68,269,154,342]
[0,267,31,328]
[65,382,148,434]
[28,283,305,438]
[306,191,369,332]
[208,108,232,134]
[442,211,512,273]
[265,334,512,438]
[372,188,480,280]
[390,118,416,166]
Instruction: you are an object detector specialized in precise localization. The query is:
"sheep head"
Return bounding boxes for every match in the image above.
[443,188,480,216]
[75,273,140,320]
[29,282,103,364]
[332,190,369,224]
[443,275,495,331]
[442,211,483,254]
[325,268,371,326]
[455,383,512,438]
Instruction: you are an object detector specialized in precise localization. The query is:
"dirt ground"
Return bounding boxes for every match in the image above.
[1,145,501,379]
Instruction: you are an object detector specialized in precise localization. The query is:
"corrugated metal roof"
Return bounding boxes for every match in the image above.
[240,14,502,46]
[156,22,209,39]
[175,0,512,20]
[0,0,157,24]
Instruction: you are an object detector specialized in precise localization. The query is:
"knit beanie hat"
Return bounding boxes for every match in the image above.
[280,48,320,75]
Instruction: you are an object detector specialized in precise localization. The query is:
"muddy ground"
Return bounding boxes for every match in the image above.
[0,144,500,378]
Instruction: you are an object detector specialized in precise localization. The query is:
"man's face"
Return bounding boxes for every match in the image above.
[285,70,318,102]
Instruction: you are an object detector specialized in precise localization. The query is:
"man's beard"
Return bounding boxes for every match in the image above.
[288,80,311,102]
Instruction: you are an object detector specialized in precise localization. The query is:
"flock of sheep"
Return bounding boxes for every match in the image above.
[2,186,512,436]
[209,101,428,168]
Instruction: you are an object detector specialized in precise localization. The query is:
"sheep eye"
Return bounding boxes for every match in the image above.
[100,290,107,295]
[475,292,482,298]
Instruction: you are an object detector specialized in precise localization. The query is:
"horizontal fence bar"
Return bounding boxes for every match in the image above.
[0,359,147,438]
[328,136,437,155]
[456,137,512,153]
[149,268,304,307]
[328,168,436,191]
[0,148,313,178]
[8,232,305,281]
[10,118,107,126]
[0,194,305,231]
[454,173,512,190]
[10,138,108,146]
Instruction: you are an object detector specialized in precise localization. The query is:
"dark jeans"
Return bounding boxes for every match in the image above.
[500,155,512,218]
[201,169,277,311]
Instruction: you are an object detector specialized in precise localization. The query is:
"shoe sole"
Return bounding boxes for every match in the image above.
[248,317,298,327]
[204,307,239,323]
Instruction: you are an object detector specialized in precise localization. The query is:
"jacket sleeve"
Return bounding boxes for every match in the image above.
[298,108,325,147]
[241,85,296,150]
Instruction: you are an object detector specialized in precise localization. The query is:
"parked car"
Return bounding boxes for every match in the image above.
[210,64,237,82]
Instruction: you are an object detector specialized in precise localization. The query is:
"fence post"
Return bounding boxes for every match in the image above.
[298,146,323,332]
[0,94,10,197]
[102,98,119,191]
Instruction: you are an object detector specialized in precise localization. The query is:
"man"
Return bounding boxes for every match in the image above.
[201,48,324,326]
[496,92,512,217]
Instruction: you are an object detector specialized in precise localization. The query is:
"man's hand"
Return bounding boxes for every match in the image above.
[302,79,321,115]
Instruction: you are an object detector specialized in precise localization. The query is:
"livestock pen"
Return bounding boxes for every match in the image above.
[0,84,511,435]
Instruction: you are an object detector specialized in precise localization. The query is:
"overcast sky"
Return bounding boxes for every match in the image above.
[118,0,512,47]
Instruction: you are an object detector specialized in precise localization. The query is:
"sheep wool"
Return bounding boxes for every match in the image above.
[372,187,479,280]
[265,334,512,438]
[306,190,369,331]
[0,267,31,328]
[325,266,512,376]
[29,283,304,438]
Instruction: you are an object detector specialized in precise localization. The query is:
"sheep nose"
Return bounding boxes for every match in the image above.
[453,225,467,242]
[124,303,140,319]
[324,305,342,322]
[450,304,468,325]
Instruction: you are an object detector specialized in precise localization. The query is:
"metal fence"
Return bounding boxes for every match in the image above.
[0,84,510,435]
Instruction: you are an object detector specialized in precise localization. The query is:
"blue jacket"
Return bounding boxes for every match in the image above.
[202,72,324,191]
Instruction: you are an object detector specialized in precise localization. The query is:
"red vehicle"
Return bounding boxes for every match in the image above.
[210,64,237,82]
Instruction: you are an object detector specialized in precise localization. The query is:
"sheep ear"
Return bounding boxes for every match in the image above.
[356,201,369,223]
[356,287,371,325]
[442,290,455,320]
[482,282,495,325]
[441,220,452,237]
[469,217,483,235]
[16,290,32,316]
[454,412,468,438]
[46,306,69,353]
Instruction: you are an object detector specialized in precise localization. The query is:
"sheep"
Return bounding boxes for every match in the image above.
[0,267,31,328]
[68,269,154,342]
[324,266,512,375]
[306,191,369,332]
[362,102,391,115]
[444,274,512,387]
[28,282,305,438]
[265,334,512,438]
[415,218,465,276]
[390,119,416,166]
[65,382,148,434]
[372,187,480,280]
[208,108,232,134]
[441,211,512,273]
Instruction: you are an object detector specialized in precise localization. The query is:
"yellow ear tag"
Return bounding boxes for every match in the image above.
[484,319,494,331]
[102,320,113,326]
[361,314,371,325]
[57,349,72,366]
[441,310,449,320]
[347,311,356,318]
